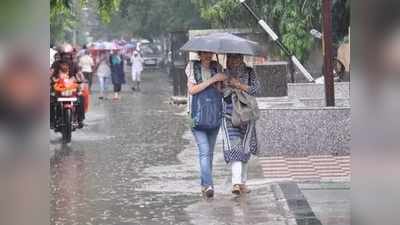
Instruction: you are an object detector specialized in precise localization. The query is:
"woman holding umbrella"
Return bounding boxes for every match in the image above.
[181,32,262,197]
[185,51,227,198]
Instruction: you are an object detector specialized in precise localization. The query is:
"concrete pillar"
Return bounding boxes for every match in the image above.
[254,62,289,97]
[172,65,187,96]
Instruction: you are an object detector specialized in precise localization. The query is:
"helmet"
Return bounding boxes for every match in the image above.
[57,43,74,53]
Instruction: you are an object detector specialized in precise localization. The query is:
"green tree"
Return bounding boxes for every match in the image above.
[50,0,120,23]
[50,0,77,44]
[50,0,121,43]
[104,0,209,40]
[192,0,349,62]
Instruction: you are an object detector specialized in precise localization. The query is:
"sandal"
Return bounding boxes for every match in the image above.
[232,184,241,195]
[240,184,251,194]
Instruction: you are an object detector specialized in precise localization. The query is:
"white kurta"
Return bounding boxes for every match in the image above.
[50,48,57,67]
[130,55,144,81]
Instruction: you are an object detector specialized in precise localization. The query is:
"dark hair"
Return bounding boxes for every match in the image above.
[227,53,243,58]
[198,51,213,56]
[51,60,70,79]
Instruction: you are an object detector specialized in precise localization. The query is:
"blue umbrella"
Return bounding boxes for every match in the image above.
[125,43,136,49]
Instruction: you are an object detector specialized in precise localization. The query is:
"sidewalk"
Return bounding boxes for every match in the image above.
[257,154,350,225]
[137,130,296,225]
[136,127,350,225]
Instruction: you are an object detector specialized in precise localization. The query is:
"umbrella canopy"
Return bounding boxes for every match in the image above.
[124,43,136,49]
[91,42,106,50]
[180,32,264,56]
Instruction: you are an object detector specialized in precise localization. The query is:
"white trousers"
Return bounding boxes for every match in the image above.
[131,70,142,82]
[231,161,248,185]
[98,77,108,95]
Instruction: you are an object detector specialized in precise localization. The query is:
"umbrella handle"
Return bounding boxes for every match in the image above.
[216,54,221,73]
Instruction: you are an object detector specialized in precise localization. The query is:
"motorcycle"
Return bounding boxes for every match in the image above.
[50,78,84,144]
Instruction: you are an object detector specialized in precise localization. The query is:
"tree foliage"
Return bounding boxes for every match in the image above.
[50,0,121,43]
[50,0,350,60]
[91,0,121,23]
[50,0,77,44]
[192,0,349,62]
[105,0,209,40]
[51,0,121,23]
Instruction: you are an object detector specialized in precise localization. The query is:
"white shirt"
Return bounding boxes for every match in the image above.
[79,55,94,73]
[130,54,144,72]
[50,48,57,67]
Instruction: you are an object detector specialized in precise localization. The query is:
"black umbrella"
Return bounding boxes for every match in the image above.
[180,32,264,56]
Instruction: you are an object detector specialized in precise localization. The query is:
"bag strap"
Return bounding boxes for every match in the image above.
[193,61,202,83]
[247,67,252,86]
[193,60,219,84]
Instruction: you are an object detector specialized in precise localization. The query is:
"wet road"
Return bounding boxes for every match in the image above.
[50,71,290,225]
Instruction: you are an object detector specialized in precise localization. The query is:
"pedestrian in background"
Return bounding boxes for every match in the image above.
[79,50,95,91]
[50,45,57,67]
[222,53,259,195]
[109,50,125,100]
[186,51,227,198]
[95,52,111,100]
[130,50,144,91]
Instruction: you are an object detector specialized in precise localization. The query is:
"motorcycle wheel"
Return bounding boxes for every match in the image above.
[62,108,72,144]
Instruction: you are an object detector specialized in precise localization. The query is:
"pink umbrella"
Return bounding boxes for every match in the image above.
[110,42,123,51]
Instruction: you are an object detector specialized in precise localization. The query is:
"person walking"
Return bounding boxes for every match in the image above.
[130,50,144,91]
[96,53,111,100]
[186,51,227,198]
[50,45,57,67]
[109,50,125,100]
[222,53,260,195]
[78,50,95,91]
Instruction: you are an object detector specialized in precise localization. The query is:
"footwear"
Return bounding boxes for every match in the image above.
[98,96,104,100]
[232,184,241,195]
[203,186,214,198]
[77,121,84,129]
[131,86,136,91]
[113,94,120,100]
[239,184,251,194]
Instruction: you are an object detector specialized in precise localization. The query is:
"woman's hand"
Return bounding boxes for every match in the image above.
[188,73,227,95]
[227,77,241,88]
[211,73,227,83]
[227,77,249,92]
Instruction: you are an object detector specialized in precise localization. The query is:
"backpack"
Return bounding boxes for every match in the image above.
[191,61,223,130]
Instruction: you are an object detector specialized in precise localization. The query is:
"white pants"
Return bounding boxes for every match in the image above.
[98,77,109,95]
[131,70,142,82]
[231,161,248,185]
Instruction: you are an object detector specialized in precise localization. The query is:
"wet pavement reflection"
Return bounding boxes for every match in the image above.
[50,71,290,225]
[50,71,197,225]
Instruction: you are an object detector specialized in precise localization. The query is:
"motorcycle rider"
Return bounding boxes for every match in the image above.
[50,44,86,129]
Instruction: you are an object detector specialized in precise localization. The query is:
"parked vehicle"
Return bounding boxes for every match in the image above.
[140,43,165,69]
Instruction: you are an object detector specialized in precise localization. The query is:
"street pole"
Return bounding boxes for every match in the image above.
[322,0,335,106]
[239,0,314,82]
